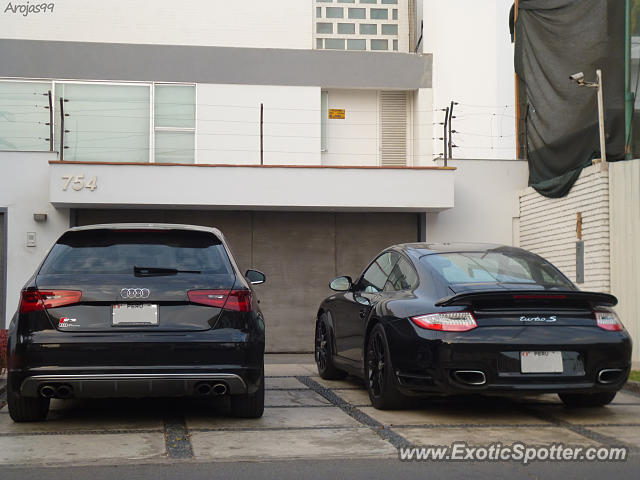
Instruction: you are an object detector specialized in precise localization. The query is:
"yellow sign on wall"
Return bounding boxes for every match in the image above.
[328,109,346,119]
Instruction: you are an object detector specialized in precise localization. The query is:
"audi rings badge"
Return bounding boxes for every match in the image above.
[120,288,151,299]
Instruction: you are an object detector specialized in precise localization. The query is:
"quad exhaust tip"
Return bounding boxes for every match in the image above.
[39,385,56,399]
[597,368,624,384]
[452,370,487,386]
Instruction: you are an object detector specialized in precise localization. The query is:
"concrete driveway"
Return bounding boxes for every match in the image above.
[0,354,639,467]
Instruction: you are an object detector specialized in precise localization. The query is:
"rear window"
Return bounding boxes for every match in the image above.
[39,229,234,275]
[421,250,572,287]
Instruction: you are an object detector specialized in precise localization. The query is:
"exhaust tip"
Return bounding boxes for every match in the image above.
[452,370,487,386]
[56,385,73,399]
[597,368,624,384]
[211,383,228,396]
[39,385,56,399]
[195,382,212,396]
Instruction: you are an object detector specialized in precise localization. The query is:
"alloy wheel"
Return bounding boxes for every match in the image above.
[367,330,386,398]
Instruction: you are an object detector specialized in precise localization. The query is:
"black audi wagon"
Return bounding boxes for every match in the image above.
[315,243,632,409]
[7,224,266,421]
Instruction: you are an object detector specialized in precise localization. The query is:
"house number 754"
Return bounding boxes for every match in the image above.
[62,175,98,191]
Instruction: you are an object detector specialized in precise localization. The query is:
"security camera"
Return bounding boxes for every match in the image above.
[569,72,584,82]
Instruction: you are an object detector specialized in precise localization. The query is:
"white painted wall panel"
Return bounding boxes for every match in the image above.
[322,89,379,167]
[426,159,529,245]
[420,0,516,161]
[0,152,69,328]
[196,84,321,166]
[609,159,640,362]
[0,0,313,49]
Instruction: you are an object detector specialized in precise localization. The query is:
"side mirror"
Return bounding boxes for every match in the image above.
[245,269,266,285]
[329,276,352,292]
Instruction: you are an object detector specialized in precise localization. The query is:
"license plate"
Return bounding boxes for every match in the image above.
[112,304,158,326]
[520,351,563,373]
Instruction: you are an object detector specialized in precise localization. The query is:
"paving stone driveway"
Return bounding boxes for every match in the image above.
[0,356,639,466]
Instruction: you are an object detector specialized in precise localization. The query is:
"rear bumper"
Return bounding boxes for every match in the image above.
[385,322,633,396]
[8,329,264,398]
[19,372,248,398]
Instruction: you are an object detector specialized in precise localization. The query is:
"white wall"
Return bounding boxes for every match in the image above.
[426,159,528,245]
[413,87,434,166]
[0,0,312,49]
[516,164,610,294]
[322,89,379,167]
[197,84,321,166]
[0,152,69,328]
[48,162,455,212]
[420,0,516,161]
[609,159,640,362]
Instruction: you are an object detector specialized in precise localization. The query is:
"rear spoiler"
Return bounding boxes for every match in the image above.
[435,290,618,307]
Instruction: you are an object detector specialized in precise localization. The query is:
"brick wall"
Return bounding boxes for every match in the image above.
[516,165,610,293]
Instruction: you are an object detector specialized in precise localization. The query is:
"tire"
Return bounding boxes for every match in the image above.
[365,323,410,410]
[230,369,264,418]
[558,391,617,407]
[315,314,347,380]
[7,375,49,422]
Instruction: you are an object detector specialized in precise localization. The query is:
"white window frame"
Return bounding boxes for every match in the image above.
[152,82,197,164]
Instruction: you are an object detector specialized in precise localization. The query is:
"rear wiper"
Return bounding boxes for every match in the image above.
[134,266,201,276]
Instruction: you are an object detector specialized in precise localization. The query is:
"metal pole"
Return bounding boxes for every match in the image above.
[260,103,264,166]
[596,69,607,170]
[448,101,454,159]
[47,91,53,152]
[443,106,449,166]
[59,97,65,161]
[625,0,633,158]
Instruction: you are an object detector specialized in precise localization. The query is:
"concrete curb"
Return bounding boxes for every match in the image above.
[623,380,640,395]
[0,373,6,396]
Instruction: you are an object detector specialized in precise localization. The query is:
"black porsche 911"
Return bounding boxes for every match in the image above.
[315,243,632,410]
[7,224,267,422]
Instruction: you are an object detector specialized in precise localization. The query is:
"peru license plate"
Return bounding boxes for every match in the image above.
[520,351,563,373]
[112,304,158,326]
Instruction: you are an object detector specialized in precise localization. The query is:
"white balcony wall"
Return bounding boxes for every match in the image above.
[0,0,313,49]
[196,84,321,166]
[322,89,379,167]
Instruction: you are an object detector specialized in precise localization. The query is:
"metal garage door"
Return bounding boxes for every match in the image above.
[75,210,418,352]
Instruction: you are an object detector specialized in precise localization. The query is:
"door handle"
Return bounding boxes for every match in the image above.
[359,309,367,319]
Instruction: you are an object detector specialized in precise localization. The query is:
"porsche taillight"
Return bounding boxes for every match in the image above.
[595,311,624,331]
[411,312,477,332]
[19,289,82,314]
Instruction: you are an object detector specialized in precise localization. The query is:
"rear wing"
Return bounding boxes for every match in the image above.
[435,290,617,308]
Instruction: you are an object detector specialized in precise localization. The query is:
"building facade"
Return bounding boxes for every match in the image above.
[0,0,530,352]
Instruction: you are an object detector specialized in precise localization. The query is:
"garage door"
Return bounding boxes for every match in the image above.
[75,209,418,352]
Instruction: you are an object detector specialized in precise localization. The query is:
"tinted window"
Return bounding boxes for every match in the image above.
[40,230,233,275]
[385,257,418,291]
[421,250,572,287]
[359,252,398,293]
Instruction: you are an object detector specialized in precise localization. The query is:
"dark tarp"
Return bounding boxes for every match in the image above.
[515,0,625,198]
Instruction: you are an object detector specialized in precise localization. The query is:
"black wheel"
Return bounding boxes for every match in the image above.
[365,324,409,410]
[7,374,49,422]
[558,391,617,407]
[230,369,264,418]
[315,314,347,380]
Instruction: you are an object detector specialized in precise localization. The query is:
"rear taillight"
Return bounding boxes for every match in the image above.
[411,312,477,332]
[188,290,252,312]
[595,311,623,331]
[19,290,82,314]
